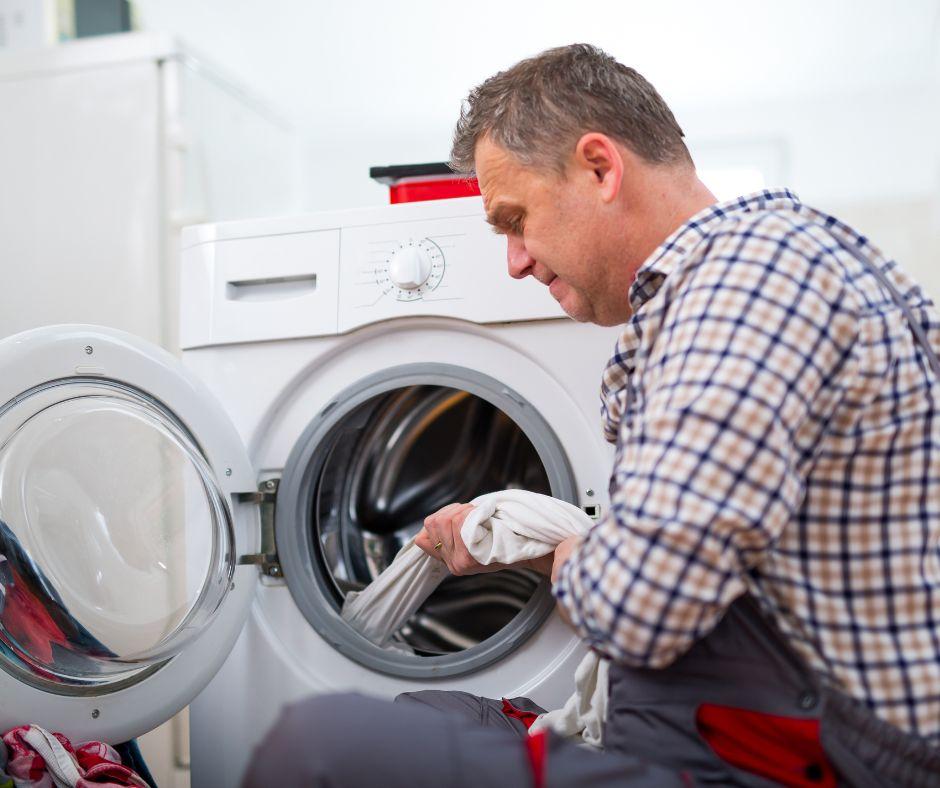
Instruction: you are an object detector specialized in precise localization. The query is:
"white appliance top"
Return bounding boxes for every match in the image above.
[181,194,496,248]
[180,197,571,349]
[0,32,288,127]
[0,31,180,79]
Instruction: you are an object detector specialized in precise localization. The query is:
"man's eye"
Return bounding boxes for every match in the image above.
[489,218,523,236]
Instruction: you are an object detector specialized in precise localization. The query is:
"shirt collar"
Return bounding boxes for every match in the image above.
[628,188,802,313]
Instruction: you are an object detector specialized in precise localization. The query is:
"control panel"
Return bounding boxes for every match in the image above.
[182,202,570,347]
[338,213,564,332]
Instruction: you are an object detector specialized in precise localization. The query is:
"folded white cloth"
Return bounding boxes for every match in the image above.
[341,489,608,747]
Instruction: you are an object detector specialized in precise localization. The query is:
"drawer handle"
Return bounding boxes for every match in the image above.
[226,274,317,302]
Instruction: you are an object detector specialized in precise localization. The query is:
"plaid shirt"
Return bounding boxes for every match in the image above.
[554,190,940,740]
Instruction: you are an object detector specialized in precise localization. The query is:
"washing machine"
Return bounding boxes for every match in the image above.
[0,195,618,786]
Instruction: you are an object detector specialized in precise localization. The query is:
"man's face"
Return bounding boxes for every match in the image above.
[475,136,635,326]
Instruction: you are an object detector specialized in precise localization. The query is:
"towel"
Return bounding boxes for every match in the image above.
[528,651,608,748]
[341,489,608,747]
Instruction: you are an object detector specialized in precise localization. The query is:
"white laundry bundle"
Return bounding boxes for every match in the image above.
[341,489,608,748]
[527,647,608,748]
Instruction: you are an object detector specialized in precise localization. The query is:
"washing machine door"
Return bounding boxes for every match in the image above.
[0,325,257,744]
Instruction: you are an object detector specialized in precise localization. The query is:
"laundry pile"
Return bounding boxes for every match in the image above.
[342,489,608,747]
[0,726,150,788]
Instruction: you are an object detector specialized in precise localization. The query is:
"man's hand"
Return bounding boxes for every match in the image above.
[550,535,582,584]
[416,503,584,581]
[549,535,583,629]
[416,502,509,576]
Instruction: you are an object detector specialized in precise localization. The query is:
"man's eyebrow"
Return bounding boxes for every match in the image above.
[485,204,522,227]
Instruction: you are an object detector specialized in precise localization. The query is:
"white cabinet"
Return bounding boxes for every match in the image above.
[0,32,300,353]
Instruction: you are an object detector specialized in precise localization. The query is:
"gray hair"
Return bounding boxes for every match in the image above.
[451,43,691,175]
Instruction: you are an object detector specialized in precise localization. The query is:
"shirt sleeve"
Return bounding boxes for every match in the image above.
[554,218,860,667]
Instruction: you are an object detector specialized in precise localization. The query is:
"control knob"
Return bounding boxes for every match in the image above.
[387,244,433,290]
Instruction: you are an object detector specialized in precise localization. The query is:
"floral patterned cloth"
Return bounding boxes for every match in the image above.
[0,726,148,788]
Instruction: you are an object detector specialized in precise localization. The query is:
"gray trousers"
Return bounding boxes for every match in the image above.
[241,690,688,787]
[241,592,940,786]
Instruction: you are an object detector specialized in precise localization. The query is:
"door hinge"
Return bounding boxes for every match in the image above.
[237,478,282,578]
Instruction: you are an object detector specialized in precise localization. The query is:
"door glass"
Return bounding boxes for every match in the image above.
[0,380,232,693]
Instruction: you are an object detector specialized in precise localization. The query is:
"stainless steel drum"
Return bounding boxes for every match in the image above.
[313,385,551,654]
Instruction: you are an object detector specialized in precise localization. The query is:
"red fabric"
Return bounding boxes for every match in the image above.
[2,569,72,664]
[696,703,838,787]
[501,700,547,788]
[501,697,539,730]
[2,726,47,782]
[524,729,547,788]
[389,177,481,203]
[1,725,148,787]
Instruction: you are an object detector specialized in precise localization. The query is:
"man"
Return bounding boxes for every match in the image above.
[245,44,939,786]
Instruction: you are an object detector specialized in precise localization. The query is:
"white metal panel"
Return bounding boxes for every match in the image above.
[0,58,163,345]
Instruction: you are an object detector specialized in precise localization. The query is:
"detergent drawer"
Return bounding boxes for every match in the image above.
[181,229,341,348]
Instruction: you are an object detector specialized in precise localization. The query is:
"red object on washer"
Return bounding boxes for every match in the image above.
[370,163,481,204]
[388,178,481,204]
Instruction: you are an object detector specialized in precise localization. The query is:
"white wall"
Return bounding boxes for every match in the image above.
[132,0,940,208]
[682,84,940,297]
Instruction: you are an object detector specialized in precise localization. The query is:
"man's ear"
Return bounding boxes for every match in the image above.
[572,133,623,204]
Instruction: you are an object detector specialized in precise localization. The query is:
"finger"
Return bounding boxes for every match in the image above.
[441,504,472,547]
[415,527,431,549]
[432,510,467,573]
[424,502,465,552]
[423,502,463,540]
[449,503,476,543]
[425,502,464,525]
[436,517,458,556]
[415,526,449,561]
[447,504,480,575]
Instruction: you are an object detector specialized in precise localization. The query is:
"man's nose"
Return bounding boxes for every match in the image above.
[506,235,534,280]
